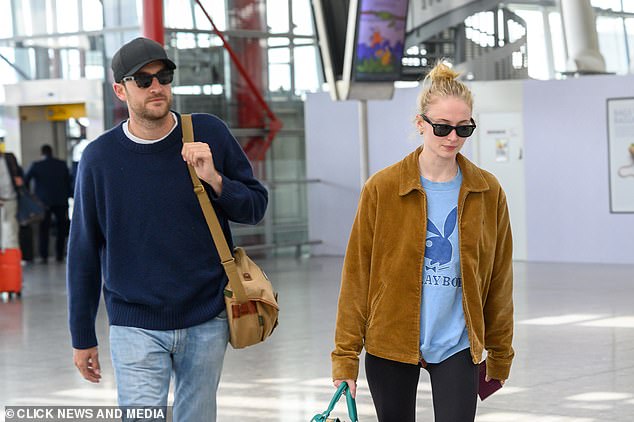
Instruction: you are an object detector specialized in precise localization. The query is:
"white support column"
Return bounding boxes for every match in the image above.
[541,6,555,79]
[358,99,369,186]
[560,0,606,73]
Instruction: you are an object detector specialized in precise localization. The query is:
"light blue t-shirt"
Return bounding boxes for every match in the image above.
[420,168,470,363]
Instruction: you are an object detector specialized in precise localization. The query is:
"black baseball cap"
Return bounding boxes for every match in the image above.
[111,37,176,82]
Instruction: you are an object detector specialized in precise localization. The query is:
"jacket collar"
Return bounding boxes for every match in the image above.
[398,146,489,196]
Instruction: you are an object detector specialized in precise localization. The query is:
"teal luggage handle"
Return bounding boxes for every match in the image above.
[311,381,358,422]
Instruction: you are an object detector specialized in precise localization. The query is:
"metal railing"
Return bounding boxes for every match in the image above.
[231,178,322,256]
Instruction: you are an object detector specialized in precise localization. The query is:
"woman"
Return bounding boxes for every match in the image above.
[331,61,514,421]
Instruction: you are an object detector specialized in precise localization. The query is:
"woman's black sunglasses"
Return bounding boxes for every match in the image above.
[421,114,477,138]
[122,69,174,88]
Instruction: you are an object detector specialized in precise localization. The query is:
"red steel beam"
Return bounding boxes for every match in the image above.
[142,0,165,45]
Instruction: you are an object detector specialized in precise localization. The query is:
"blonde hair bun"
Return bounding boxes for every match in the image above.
[417,60,473,115]
[427,61,460,84]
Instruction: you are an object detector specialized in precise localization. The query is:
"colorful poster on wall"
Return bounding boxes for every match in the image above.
[607,98,634,213]
[353,0,409,81]
[495,138,510,162]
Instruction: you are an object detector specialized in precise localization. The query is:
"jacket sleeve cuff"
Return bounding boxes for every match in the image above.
[331,355,360,381]
[485,355,512,380]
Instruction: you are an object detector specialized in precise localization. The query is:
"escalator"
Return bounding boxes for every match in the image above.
[403,0,528,80]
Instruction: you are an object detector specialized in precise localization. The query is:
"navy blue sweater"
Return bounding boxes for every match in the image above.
[67,113,268,349]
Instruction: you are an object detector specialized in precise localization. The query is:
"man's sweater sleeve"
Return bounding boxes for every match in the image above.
[202,116,268,225]
[66,156,104,349]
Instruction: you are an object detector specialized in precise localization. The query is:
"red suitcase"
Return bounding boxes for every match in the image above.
[0,248,22,296]
[0,249,22,296]
[1,203,23,297]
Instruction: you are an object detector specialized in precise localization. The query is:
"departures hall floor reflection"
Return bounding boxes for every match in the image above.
[1,257,634,421]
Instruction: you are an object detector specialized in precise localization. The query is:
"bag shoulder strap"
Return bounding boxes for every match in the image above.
[181,114,248,303]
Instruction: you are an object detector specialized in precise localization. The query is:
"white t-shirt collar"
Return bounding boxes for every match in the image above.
[123,112,178,144]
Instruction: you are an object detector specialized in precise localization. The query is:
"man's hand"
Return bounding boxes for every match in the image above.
[73,347,101,383]
[13,176,23,187]
[181,142,222,195]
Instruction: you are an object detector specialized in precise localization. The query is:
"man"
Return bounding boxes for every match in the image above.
[67,37,268,421]
[25,144,71,263]
[0,148,23,250]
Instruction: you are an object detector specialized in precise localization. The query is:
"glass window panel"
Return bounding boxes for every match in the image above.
[85,48,104,80]
[28,1,52,35]
[508,19,526,43]
[174,32,197,49]
[46,0,55,33]
[292,0,313,35]
[86,65,106,79]
[27,47,36,79]
[597,16,628,74]
[514,9,549,79]
[82,0,103,31]
[56,0,79,33]
[67,48,81,79]
[483,11,494,35]
[497,10,504,45]
[268,47,290,64]
[196,33,212,48]
[164,0,195,28]
[294,38,315,46]
[269,63,290,91]
[549,12,567,74]
[194,0,225,31]
[59,49,68,78]
[0,0,13,38]
[626,18,634,66]
[267,0,289,33]
[0,47,19,84]
[591,0,621,11]
[293,46,319,93]
[136,0,143,26]
[268,37,289,47]
[17,0,34,36]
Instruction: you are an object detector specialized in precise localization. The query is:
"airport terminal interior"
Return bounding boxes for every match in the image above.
[2,0,634,421]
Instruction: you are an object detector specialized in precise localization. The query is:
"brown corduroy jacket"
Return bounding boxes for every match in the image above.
[332,146,515,382]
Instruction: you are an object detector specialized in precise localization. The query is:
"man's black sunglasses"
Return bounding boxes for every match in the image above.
[122,69,174,88]
[421,114,477,138]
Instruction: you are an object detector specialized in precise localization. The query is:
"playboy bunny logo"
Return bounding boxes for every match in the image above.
[425,207,457,271]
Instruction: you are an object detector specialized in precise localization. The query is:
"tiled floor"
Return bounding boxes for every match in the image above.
[1,257,634,421]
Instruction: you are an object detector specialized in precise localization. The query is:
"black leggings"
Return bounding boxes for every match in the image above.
[365,349,478,422]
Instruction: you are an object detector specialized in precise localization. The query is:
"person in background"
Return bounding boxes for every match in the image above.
[67,37,268,421]
[331,61,515,421]
[0,147,24,250]
[70,121,90,192]
[25,144,71,263]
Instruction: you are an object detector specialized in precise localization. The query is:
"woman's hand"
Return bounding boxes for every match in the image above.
[485,374,506,385]
[333,379,357,398]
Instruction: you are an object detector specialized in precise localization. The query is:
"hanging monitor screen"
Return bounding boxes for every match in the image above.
[353,0,409,82]
[311,0,351,82]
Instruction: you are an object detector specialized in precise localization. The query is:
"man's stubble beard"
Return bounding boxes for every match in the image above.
[126,88,173,124]
[138,95,173,122]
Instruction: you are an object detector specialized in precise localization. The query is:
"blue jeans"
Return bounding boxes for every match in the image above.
[109,311,229,422]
